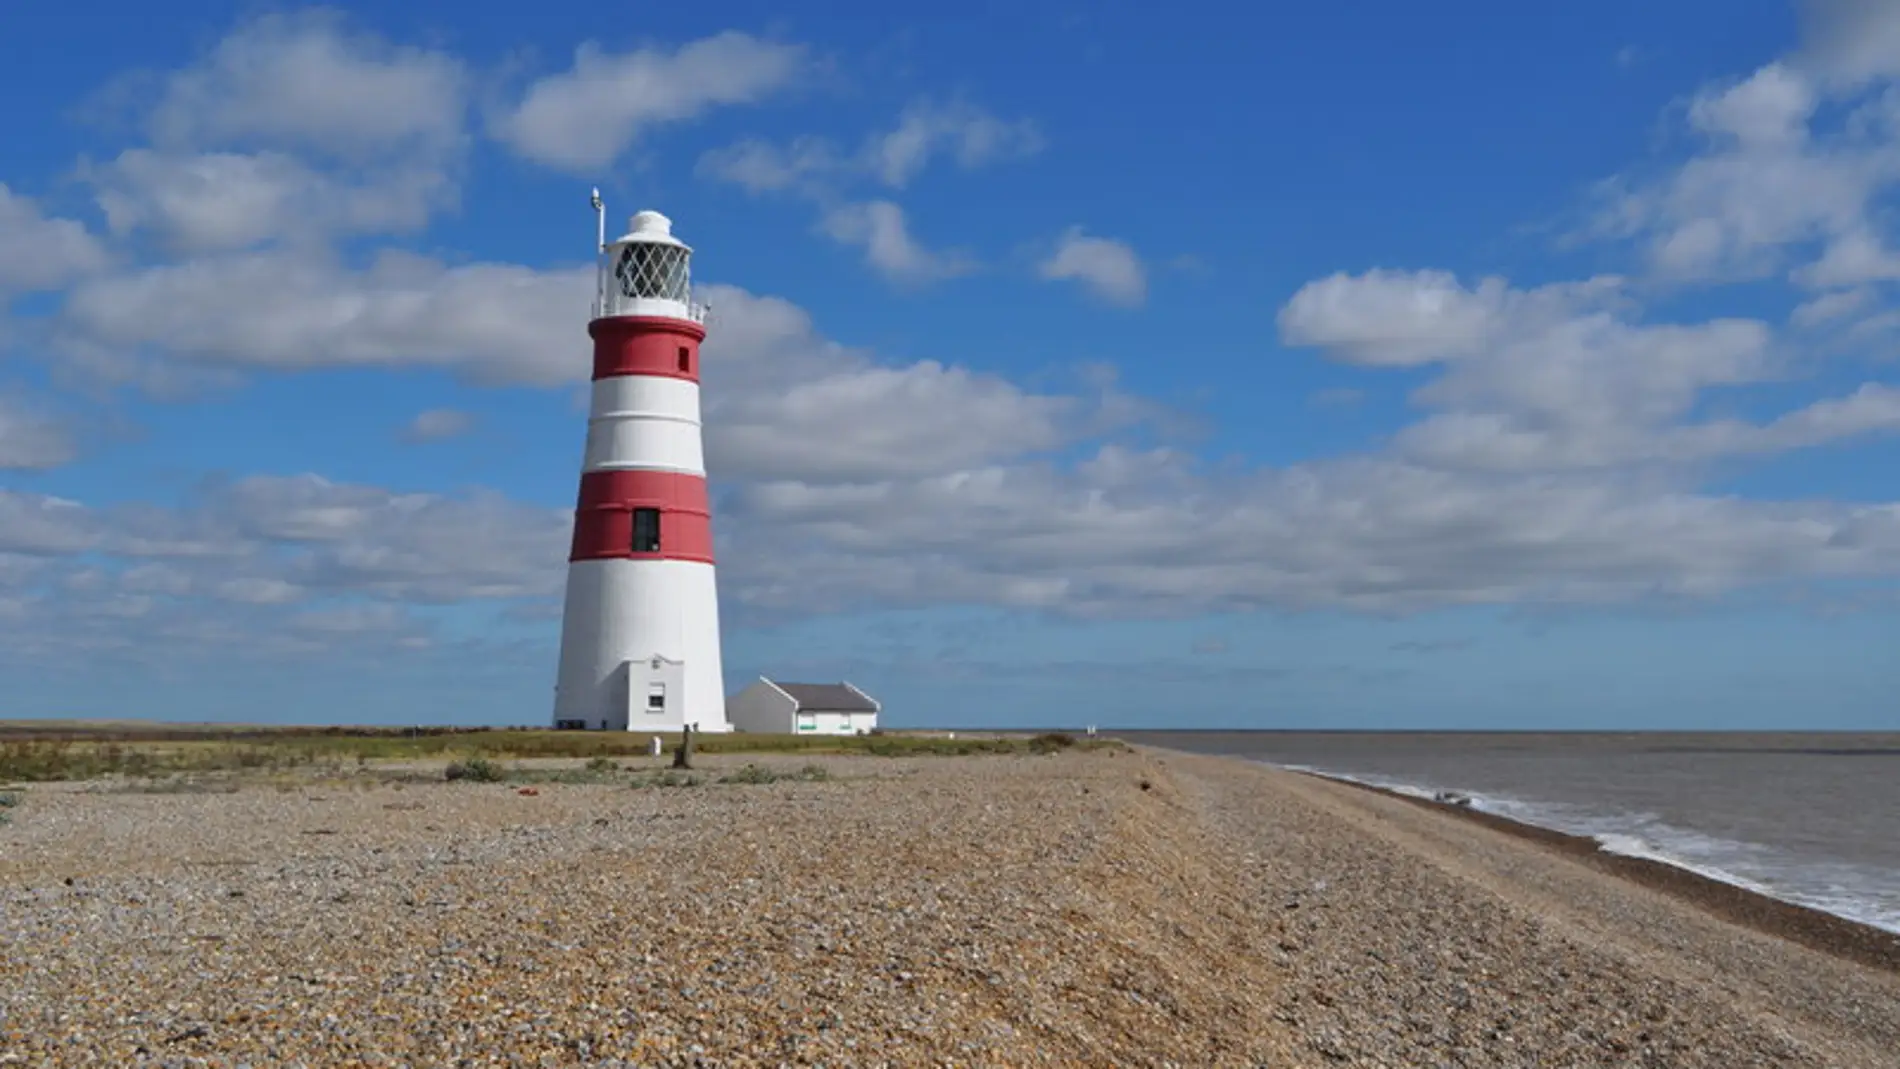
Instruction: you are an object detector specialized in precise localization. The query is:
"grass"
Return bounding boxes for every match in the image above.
[0,728,1124,783]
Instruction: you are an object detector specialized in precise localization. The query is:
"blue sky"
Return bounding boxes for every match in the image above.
[4,0,1900,730]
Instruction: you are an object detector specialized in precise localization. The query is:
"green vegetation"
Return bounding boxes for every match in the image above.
[0,725,1125,783]
[0,790,17,825]
[629,769,703,789]
[443,757,505,783]
[718,762,832,785]
[1029,732,1078,754]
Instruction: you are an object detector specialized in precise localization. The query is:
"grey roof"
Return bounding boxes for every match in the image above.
[771,681,878,713]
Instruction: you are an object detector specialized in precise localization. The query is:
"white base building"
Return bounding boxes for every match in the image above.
[726,678,881,735]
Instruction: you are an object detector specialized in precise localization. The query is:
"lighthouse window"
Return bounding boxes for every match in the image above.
[614,243,690,301]
[631,508,662,553]
[677,346,691,373]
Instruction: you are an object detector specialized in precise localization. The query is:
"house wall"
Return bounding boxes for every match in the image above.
[793,711,878,735]
[727,681,797,733]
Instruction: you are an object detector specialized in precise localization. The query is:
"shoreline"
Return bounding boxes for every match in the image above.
[1294,768,1900,975]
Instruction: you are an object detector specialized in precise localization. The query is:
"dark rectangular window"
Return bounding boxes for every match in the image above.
[677,346,691,373]
[632,507,662,553]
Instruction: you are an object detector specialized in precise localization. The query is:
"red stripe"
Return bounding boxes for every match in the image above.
[590,316,706,382]
[569,469,714,563]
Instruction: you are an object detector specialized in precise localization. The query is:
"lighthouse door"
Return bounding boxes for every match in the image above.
[629,655,687,727]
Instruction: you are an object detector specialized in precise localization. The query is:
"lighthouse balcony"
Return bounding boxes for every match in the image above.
[592,293,710,324]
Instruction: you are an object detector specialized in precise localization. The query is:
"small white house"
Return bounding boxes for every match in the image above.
[726,677,881,735]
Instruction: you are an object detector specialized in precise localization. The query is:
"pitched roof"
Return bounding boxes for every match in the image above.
[769,680,878,713]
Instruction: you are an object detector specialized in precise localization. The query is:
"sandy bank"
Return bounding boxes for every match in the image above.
[1,749,1896,1066]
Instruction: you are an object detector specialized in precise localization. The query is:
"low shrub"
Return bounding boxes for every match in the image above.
[444,757,505,783]
[719,762,780,785]
[630,769,701,789]
[584,756,620,773]
[1028,732,1078,754]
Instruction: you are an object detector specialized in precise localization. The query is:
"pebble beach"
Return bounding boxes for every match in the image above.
[3,747,1898,1067]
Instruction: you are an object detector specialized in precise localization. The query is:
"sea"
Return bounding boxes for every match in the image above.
[1124,731,1900,935]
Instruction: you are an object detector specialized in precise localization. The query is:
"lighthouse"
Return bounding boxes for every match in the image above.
[552,199,729,732]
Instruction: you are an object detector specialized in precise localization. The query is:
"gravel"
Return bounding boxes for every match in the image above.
[0,749,1894,1067]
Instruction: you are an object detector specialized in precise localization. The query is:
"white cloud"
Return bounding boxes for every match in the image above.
[701,99,1041,196]
[87,148,452,251]
[1277,269,1623,366]
[14,256,1900,659]
[0,184,107,291]
[864,99,1043,188]
[818,201,974,284]
[402,408,477,442]
[0,393,78,471]
[1795,0,1900,88]
[1585,27,1900,288]
[694,137,839,194]
[0,475,563,663]
[694,284,1145,481]
[715,451,1900,618]
[144,10,468,158]
[1038,227,1147,306]
[493,32,805,171]
[1276,268,1900,475]
[1688,63,1817,148]
[1791,227,1900,289]
[1792,287,1872,327]
[59,250,593,386]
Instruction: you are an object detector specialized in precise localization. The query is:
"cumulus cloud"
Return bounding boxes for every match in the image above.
[693,284,1150,481]
[697,98,1041,196]
[142,10,468,158]
[694,136,839,194]
[493,32,805,171]
[87,148,452,251]
[1038,227,1146,306]
[0,184,107,291]
[0,474,568,659]
[1278,269,1623,366]
[818,201,974,284]
[0,393,78,471]
[1795,0,1900,88]
[59,250,593,386]
[1585,18,1900,292]
[714,450,1900,619]
[864,99,1043,188]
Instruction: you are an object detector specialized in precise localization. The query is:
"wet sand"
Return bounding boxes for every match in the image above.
[1326,771,1900,974]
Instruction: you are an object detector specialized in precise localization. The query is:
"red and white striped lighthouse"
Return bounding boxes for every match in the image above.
[553,201,729,732]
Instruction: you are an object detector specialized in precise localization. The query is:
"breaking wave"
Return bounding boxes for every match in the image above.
[1271,761,1900,936]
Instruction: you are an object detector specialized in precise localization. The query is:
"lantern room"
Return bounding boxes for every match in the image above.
[593,209,707,324]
